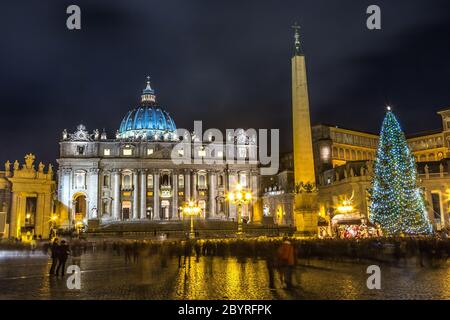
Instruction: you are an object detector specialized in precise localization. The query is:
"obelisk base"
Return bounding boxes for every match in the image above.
[294,192,318,237]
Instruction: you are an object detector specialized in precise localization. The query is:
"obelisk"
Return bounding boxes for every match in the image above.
[291,23,318,236]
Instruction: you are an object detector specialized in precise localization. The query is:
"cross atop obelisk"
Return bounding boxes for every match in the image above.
[291,22,302,54]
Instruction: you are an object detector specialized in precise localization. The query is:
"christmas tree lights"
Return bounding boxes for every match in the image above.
[369,108,432,235]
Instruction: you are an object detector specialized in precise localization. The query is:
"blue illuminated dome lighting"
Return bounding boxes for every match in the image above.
[118,77,177,140]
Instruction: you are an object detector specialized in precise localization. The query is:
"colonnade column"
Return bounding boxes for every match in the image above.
[112,169,121,220]
[172,173,178,220]
[191,170,198,201]
[153,170,160,220]
[208,170,216,219]
[227,169,238,220]
[184,169,191,202]
[140,169,147,219]
[133,170,139,220]
[250,170,259,223]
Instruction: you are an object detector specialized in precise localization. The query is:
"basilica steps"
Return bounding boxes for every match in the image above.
[87,220,294,239]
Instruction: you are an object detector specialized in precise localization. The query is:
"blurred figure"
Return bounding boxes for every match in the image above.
[124,242,132,264]
[277,237,297,289]
[133,241,139,263]
[71,239,83,267]
[30,235,37,253]
[49,238,59,275]
[265,241,277,290]
[56,239,70,276]
[194,241,201,262]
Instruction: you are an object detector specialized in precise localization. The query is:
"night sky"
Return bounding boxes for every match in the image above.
[1,0,450,165]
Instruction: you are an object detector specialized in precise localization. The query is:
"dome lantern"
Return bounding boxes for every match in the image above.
[141,76,156,104]
[117,77,176,141]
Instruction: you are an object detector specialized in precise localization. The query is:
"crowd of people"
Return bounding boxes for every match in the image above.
[1,235,449,289]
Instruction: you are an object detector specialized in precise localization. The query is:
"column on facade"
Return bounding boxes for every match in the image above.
[184,169,191,202]
[172,173,178,220]
[88,168,100,219]
[59,168,72,226]
[223,169,230,219]
[68,169,74,225]
[250,170,259,223]
[9,193,20,238]
[208,170,216,219]
[112,169,121,220]
[153,170,160,220]
[191,170,198,201]
[35,193,45,238]
[132,170,139,220]
[140,169,147,219]
[227,170,238,219]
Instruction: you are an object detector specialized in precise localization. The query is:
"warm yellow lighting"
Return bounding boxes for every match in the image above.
[180,200,201,239]
[337,205,354,214]
[245,192,252,200]
[228,193,235,201]
[51,215,58,221]
[236,184,243,191]
[26,213,31,219]
[236,192,243,200]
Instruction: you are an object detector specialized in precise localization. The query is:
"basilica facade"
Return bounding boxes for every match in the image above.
[57,79,260,230]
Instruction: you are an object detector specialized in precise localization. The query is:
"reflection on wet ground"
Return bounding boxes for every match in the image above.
[0,251,448,299]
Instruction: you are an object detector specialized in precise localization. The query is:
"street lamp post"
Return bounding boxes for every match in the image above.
[180,200,201,239]
[227,184,252,235]
[50,214,58,239]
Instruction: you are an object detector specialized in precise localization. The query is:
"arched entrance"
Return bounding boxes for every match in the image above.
[73,194,87,221]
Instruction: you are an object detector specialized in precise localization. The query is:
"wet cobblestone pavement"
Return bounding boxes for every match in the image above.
[0,250,448,300]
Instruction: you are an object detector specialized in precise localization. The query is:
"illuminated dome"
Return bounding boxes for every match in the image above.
[118,77,176,140]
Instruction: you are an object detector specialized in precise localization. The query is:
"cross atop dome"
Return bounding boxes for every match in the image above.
[141,75,156,103]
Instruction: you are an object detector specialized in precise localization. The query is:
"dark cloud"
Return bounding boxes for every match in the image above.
[0,0,449,164]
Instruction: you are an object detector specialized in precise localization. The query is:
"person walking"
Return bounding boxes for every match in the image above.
[49,238,59,275]
[56,240,70,276]
[30,235,37,254]
[265,241,277,290]
[277,237,297,289]
[71,239,82,267]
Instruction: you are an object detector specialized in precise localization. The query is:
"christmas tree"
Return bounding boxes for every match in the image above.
[369,107,432,235]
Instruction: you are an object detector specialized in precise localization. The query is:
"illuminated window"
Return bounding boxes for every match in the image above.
[123,149,132,156]
[122,173,132,189]
[320,146,331,161]
[104,149,111,156]
[198,200,206,217]
[178,149,184,156]
[238,147,247,158]
[239,173,247,187]
[74,170,86,189]
[147,174,153,189]
[147,148,154,155]
[178,174,184,187]
[198,149,206,157]
[198,173,207,188]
